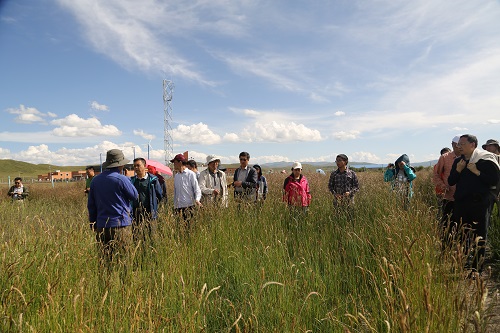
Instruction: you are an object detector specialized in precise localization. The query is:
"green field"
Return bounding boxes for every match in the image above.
[0,159,86,183]
[1,169,498,332]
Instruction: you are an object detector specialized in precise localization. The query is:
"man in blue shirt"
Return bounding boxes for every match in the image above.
[88,149,138,268]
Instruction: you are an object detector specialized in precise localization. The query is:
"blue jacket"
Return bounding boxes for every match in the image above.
[130,173,163,219]
[88,168,138,228]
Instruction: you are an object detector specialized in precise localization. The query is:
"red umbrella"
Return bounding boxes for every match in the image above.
[145,159,173,176]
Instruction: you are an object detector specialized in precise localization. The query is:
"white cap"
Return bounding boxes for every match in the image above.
[292,161,302,170]
[452,135,460,143]
[206,154,220,164]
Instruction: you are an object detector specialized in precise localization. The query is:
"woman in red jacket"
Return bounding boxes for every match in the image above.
[283,162,311,215]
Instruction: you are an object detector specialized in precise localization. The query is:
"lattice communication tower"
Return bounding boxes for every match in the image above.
[163,79,174,166]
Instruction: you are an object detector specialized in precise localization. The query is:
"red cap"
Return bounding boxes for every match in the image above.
[170,153,186,163]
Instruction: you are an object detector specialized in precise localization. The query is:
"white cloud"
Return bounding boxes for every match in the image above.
[56,0,215,85]
[5,104,53,124]
[486,119,500,124]
[90,101,109,111]
[334,111,345,116]
[172,123,221,144]
[253,155,290,164]
[0,147,12,158]
[16,113,45,123]
[349,151,381,164]
[245,121,322,143]
[8,141,159,166]
[451,127,468,131]
[47,112,58,118]
[173,120,322,144]
[222,133,240,142]
[133,129,155,140]
[332,130,360,141]
[51,114,122,137]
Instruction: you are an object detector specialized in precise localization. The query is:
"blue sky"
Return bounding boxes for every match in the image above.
[1,0,499,167]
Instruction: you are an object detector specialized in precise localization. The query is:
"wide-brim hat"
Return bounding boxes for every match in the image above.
[482,139,499,150]
[102,149,130,169]
[206,154,220,164]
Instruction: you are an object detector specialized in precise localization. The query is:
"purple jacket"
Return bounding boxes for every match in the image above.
[88,168,138,228]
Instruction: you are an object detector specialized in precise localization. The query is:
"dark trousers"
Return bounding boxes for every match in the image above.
[95,226,132,270]
[451,196,492,271]
[175,206,195,224]
[132,210,156,244]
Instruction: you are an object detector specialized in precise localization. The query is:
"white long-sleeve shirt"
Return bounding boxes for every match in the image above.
[173,168,201,209]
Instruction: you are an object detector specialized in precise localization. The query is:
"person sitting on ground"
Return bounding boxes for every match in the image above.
[8,177,29,201]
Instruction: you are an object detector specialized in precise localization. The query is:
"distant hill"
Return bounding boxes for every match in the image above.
[257,161,380,171]
[0,159,85,179]
[0,158,438,180]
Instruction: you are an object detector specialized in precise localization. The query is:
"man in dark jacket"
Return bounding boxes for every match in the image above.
[131,157,163,243]
[233,151,258,203]
[448,134,500,274]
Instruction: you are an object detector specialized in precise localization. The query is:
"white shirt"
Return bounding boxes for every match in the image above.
[173,168,202,209]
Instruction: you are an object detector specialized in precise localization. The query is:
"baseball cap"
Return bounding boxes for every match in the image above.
[170,153,186,163]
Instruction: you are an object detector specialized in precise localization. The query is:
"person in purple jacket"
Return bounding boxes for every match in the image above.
[88,149,138,268]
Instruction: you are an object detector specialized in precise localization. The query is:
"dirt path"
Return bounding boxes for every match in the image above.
[484,264,500,332]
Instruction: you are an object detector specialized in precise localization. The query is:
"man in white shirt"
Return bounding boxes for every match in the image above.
[171,153,202,225]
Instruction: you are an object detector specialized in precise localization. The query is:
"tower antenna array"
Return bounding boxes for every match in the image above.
[163,79,174,167]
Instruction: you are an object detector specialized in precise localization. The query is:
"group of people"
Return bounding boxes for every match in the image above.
[85,149,364,266]
[433,135,500,275]
[85,135,500,275]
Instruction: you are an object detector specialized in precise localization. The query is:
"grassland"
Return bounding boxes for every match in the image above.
[1,168,498,332]
[0,159,86,182]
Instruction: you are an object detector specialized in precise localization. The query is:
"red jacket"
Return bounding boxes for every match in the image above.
[283,174,311,207]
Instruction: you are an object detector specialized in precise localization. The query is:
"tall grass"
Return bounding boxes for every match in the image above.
[0,169,496,332]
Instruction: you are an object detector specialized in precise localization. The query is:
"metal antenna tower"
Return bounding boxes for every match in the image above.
[163,79,174,166]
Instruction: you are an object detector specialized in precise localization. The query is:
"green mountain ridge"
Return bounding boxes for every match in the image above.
[0,159,86,179]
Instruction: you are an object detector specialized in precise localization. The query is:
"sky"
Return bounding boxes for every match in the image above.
[1,0,500,167]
